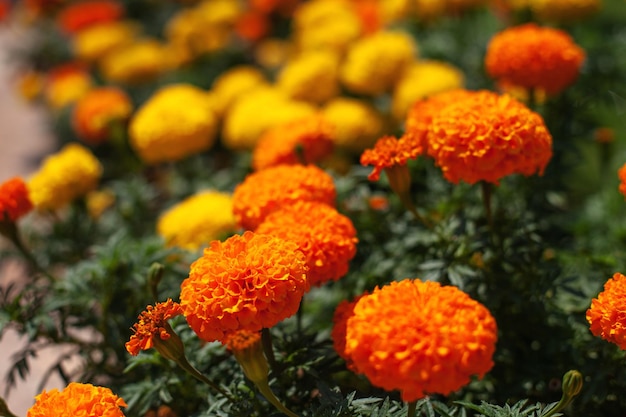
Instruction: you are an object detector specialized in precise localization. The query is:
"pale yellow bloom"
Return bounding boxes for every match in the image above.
[321,98,386,153]
[211,66,268,118]
[72,21,139,63]
[277,50,340,104]
[99,39,172,84]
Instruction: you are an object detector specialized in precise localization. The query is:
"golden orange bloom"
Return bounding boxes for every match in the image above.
[345,279,498,402]
[72,87,133,145]
[45,63,93,109]
[125,299,183,356]
[485,23,586,95]
[56,0,124,34]
[232,164,336,230]
[252,115,334,171]
[618,163,626,198]
[27,382,127,417]
[360,135,422,181]
[0,177,33,222]
[587,272,626,350]
[180,231,309,342]
[426,90,553,185]
[235,10,269,41]
[256,201,358,286]
[331,294,365,371]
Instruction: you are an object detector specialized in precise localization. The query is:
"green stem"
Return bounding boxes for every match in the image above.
[407,400,417,417]
[5,221,56,282]
[480,181,494,234]
[261,328,279,374]
[0,396,18,417]
[174,355,236,402]
[255,379,299,417]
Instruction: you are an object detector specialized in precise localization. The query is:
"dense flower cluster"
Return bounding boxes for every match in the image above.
[72,86,133,144]
[27,382,127,417]
[256,201,358,286]
[0,177,33,222]
[156,191,236,251]
[126,299,183,356]
[180,232,309,342]
[587,272,626,350]
[485,23,585,95]
[360,135,423,181]
[28,143,103,210]
[344,279,498,402]
[232,164,336,230]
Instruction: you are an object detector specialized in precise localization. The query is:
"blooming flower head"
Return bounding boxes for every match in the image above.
[129,84,218,164]
[45,63,93,109]
[27,382,126,417]
[180,231,309,342]
[126,299,183,356]
[0,177,33,222]
[277,50,340,104]
[530,0,601,22]
[28,143,103,211]
[72,86,133,145]
[100,39,172,84]
[157,191,237,251]
[256,201,357,286]
[587,272,626,350]
[426,90,553,184]
[345,279,498,402]
[618,163,626,198]
[210,65,268,118]
[232,164,336,230]
[72,21,139,63]
[252,115,334,171]
[331,293,366,370]
[222,330,269,383]
[56,0,124,34]
[485,23,586,95]
[361,135,423,181]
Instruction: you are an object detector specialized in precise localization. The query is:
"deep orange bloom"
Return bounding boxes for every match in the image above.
[587,272,626,350]
[345,279,497,402]
[360,135,422,181]
[256,201,358,287]
[180,231,309,342]
[125,299,183,356]
[223,329,262,351]
[73,87,133,145]
[235,10,269,42]
[331,294,365,371]
[0,177,33,222]
[252,115,334,171]
[618,163,626,198]
[0,0,11,21]
[27,382,126,417]
[485,23,585,95]
[426,90,553,185]
[57,0,124,34]
[232,164,336,230]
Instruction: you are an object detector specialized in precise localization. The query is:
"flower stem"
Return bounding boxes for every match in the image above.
[407,400,417,417]
[480,181,494,233]
[254,379,299,417]
[174,355,236,402]
[261,328,280,374]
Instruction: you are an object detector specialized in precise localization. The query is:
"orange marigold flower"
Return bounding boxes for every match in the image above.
[27,382,126,417]
[45,63,93,109]
[586,272,626,350]
[72,87,133,145]
[180,231,309,342]
[345,279,498,402]
[256,201,357,286]
[485,23,586,95]
[125,299,183,356]
[252,115,334,171]
[427,90,553,185]
[232,164,336,230]
[360,135,422,181]
[0,177,33,222]
[331,294,365,371]
[57,0,124,34]
[618,163,626,198]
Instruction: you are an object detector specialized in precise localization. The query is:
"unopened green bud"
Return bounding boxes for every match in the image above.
[562,370,583,398]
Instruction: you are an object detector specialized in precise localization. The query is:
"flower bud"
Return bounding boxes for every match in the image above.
[562,370,583,398]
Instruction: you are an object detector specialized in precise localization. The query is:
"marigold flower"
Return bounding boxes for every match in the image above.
[157,191,237,251]
[129,84,218,164]
[530,0,601,22]
[252,115,334,171]
[223,330,268,383]
[0,177,33,222]
[277,50,340,104]
[426,90,553,184]
[86,189,115,219]
[210,66,268,118]
[72,21,139,63]
[341,30,417,96]
[28,143,103,211]
[100,39,172,84]
[413,0,447,20]
[56,0,124,34]
[256,201,357,286]
[27,382,127,417]
[345,279,498,402]
[126,299,183,356]
[586,272,626,350]
[331,294,365,370]
[232,164,336,230]
[72,86,133,145]
[361,135,422,182]
[45,63,93,109]
[485,23,586,95]
[618,164,626,198]
[180,231,309,342]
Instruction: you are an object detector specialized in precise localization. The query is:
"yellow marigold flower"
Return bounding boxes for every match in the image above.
[587,272,626,350]
[277,50,340,104]
[180,231,309,342]
[210,65,268,118]
[126,299,183,356]
[45,63,93,109]
[345,279,498,402]
[0,177,33,222]
[321,97,386,153]
[129,84,218,164]
[256,201,357,286]
[426,90,553,185]
[28,143,103,211]
[17,70,45,102]
[86,189,115,219]
[254,38,291,70]
[233,164,336,230]
[27,382,126,417]
[361,135,423,181]
[252,115,334,171]
[485,23,586,95]
[157,191,236,251]
[341,30,417,96]
[222,86,317,150]
[72,86,133,145]
[529,0,601,22]
[618,163,626,198]
[72,21,138,62]
[392,60,464,121]
[99,39,172,84]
